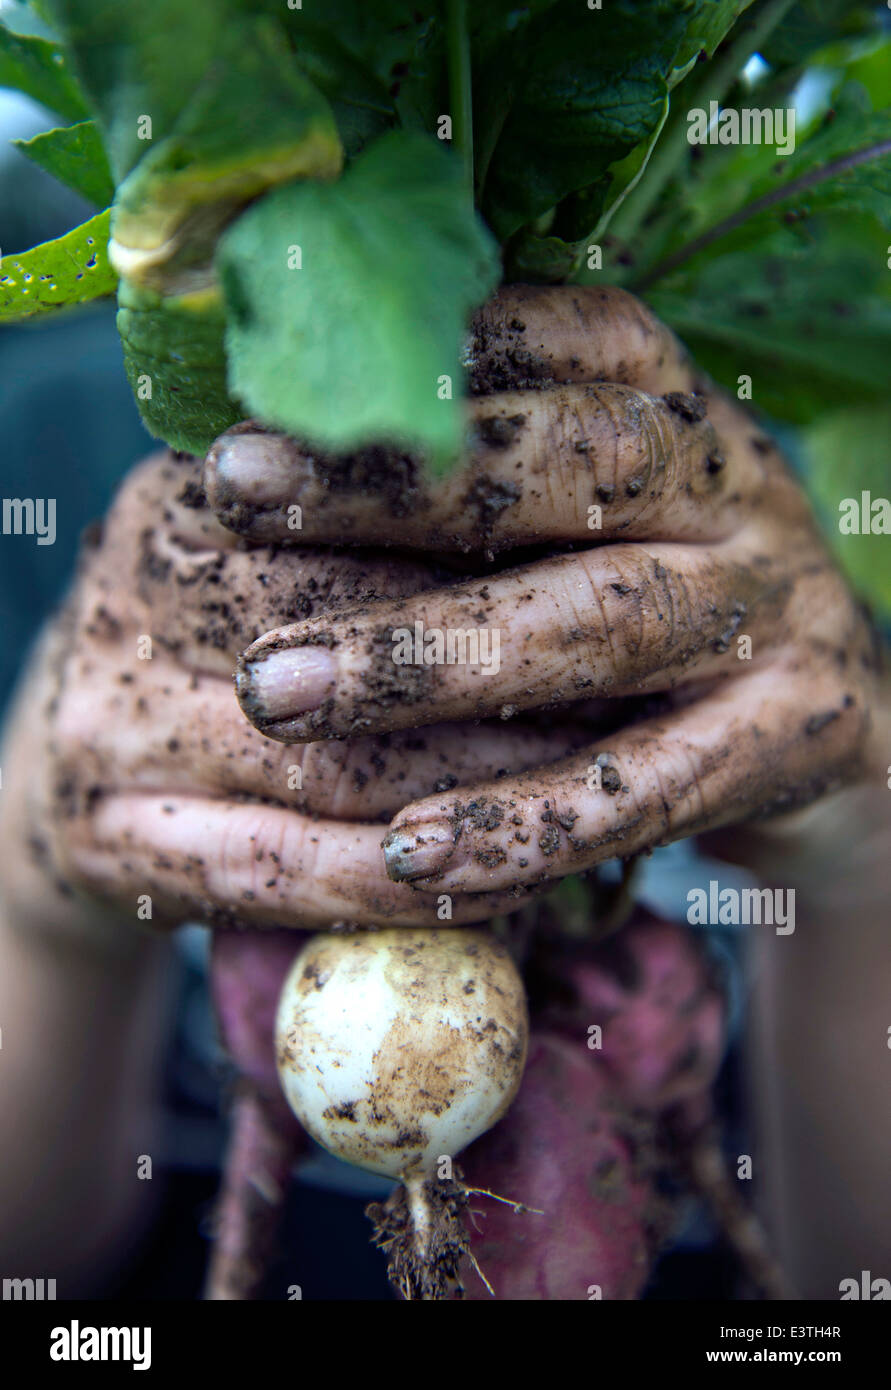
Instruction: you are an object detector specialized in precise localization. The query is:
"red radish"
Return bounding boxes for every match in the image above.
[457,1032,669,1300]
[456,917,728,1299]
[211,929,308,1098]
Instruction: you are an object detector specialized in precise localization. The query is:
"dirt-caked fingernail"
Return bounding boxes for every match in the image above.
[382,823,457,882]
[237,646,336,722]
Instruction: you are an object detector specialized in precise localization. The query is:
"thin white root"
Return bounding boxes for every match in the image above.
[462,1184,545,1216]
[467,1249,495,1296]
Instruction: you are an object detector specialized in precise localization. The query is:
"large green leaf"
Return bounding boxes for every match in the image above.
[590,0,754,240]
[218,131,500,473]
[484,1,755,278]
[43,2,342,273]
[713,87,891,237]
[278,22,396,156]
[109,15,342,292]
[0,209,115,318]
[279,1,446,135]
[843,41,891,112]
[41,0,229,180]
[13,119,114,206]
[478,0,752,243]
[804,405,891,621]
[668,0,756,86]
[478,1,685,240]
[0,20,88,120]
[117,280,241,456]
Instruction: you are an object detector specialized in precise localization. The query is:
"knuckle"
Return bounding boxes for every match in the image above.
[582,384,674,507]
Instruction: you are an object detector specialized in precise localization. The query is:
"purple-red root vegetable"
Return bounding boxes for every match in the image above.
[204,1083,304,1301]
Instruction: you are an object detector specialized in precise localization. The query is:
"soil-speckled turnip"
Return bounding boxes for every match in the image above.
[275,927,527,1176]
[274,926,529,1297]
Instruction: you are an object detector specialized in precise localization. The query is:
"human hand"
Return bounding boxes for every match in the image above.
[203,285,881,896]
[0,450,581,936]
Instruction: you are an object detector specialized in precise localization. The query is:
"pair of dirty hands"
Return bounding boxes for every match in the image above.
[16,286,878,936]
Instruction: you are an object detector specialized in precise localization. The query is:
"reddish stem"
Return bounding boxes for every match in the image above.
[204,1085,302,1301]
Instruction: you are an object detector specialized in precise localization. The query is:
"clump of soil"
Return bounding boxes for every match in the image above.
[462,474,523,533]
[663,391,708,422]
[314,443,426,519]
[464,311,558,395]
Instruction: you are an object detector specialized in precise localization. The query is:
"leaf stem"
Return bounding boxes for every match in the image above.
[610,0,798,247]
[447,0,473,206]
[632,139,891,290]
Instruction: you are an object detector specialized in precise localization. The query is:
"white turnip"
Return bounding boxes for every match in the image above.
[274,926,528,1296]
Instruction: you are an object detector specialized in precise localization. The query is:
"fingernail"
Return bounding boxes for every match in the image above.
[382,822,457,882]
[209,432,296,504]
[238,646,336,721]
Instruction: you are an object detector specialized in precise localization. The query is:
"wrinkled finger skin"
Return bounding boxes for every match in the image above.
[9,452,581,934]
[206,285,882,893]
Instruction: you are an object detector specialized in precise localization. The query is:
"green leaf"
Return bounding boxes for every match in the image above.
[277,2,449,140]
[282,1,443,124]
[502,228,581,284]
[109,14,342,293]
[13,119,114,206]
[478,0,747,242]
[0,20,88,120]
[279,23,395,156]
[668,0,756,87]
[762,0,880,72]
[597,1,786,247]
[804,405,891,621]
[218,0,445,136]
[0,209,115,319]
[733,89,891,230]
[218,131,500,474]
[117,280,241,456]
[478,1,680,239]
[41,0,230,180]
[843,40,891,113]
[588,96,670,241]
[644,215,891,424]
[630,88,891,285]
[43,3,342,272]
